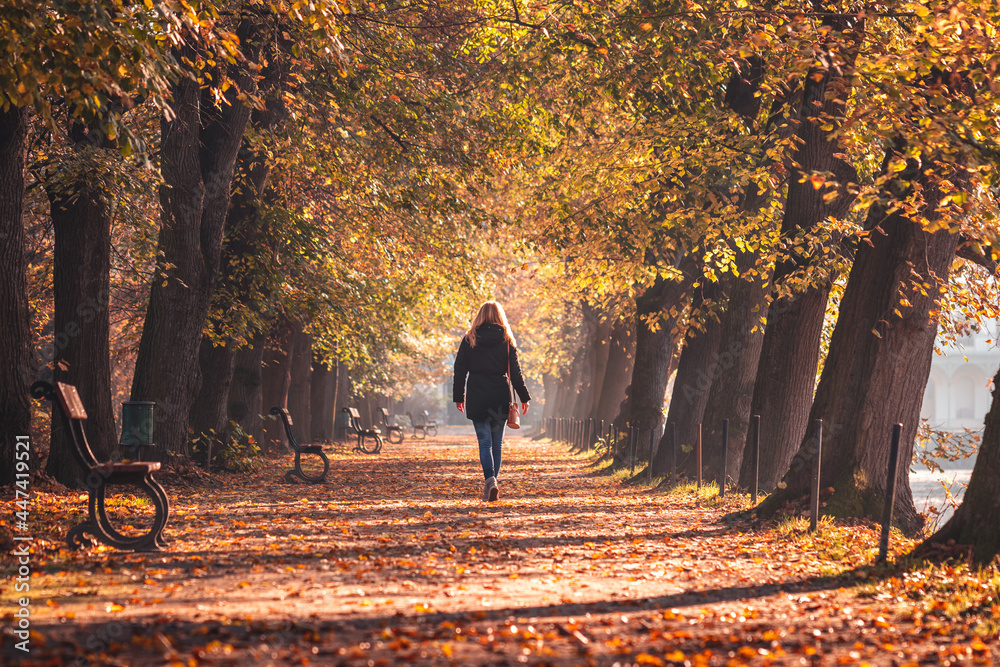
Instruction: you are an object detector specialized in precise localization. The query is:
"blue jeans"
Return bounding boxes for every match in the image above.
[474,420,505,479]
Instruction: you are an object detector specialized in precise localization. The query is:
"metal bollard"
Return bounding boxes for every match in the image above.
[669,422,677,489]
[647,427,657,484]
[809,419,822,532]
[696,423,702,489]
[877,423,903,565]
[751,414,760,505]
[719,418,729,497]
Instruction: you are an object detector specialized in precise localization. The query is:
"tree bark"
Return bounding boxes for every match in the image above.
[334,360,350,438]
[744,16,861,492]
[594,315,635,425]
[699,252,768,486]
[188,338,236,449]
[653,297,723,478]
[261,316,296,451]
[229,334,266,448]
[572,301,604,419]
[759,151,963,536]
[310,359,336,442]
[742,287,830,491]
[588,309,613,418]
[541,372,558,424]
[0,106,31,487]
[129,35,255,460]
[287,326,313,443]
[188,60,283,457]
[627,254,696,436]
[46,165,116,484]
[918,362,1000,563]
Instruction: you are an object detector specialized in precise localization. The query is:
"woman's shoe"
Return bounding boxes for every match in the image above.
[488,477,499,502]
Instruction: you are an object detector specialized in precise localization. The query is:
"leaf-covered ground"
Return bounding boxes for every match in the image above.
[2,429,998,666]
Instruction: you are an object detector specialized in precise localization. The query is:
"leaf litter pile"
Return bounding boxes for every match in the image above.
[2,432,998,666]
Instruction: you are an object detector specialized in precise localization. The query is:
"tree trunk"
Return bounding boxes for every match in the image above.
[742,287,830,491]
[919,362,1000,563]
[627,255,696,435]
[188,338,236,448]
[0,106,31,487]
[572,301,603,419]
[334,360,350,438]
[189,70,283,457]
[229,334,266,447]
[310,359,335,442]
[261,317,296,451]
[129,38,255,460]
[554,346,584,420]
[588,310,613,418]
[699,253,768,486]
[744,16,861,492]
[541,372,558,424]
[653,300,723,478]
[595,315,635,425]
[759,153,962,536]
[46,171,116,484]
[287,326,312,443]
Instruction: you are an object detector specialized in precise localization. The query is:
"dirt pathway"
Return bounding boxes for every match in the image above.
[2,433,996,665]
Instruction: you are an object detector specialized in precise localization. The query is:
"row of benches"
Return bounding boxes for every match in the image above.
[30,379,439,554]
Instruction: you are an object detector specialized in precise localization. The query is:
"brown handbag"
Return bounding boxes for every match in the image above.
[507,344,520,429]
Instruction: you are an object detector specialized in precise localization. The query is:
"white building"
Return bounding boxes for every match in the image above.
[921,319,1000,431]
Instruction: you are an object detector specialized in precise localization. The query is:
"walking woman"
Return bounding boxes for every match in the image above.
[453,301,530,501]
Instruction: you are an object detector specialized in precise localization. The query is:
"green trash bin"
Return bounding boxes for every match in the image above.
[121,401,155,460]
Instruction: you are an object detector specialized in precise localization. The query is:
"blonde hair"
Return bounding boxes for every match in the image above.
[466,301,516,348]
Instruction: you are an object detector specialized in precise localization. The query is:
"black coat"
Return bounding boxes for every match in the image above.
[453,323,531,424]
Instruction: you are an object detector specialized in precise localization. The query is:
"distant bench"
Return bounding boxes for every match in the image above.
[270,407,330,483]
[344,407,383,454]
[31,380,169,551]
[407,411,438,440]
[377,407,404,444]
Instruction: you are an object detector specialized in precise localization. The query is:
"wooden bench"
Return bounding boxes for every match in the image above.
[269,407,330,483]
[377,407,404,444]
[30,380,169,552]
[344,407,383,454]
[407,411,438,439]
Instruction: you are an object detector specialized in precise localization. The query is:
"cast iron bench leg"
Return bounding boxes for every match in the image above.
[78,474,169,552]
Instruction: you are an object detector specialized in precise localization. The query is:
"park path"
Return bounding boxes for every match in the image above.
[4,430,995,665]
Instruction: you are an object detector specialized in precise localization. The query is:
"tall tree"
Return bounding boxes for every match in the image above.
[627,251,697,435]
[653,285,722,479]
[46,129,117,484]
[130,21,259,459]
[594,315,635,425]
[288,326,313,443]
[759,146,966,535]
[0,106,31,486]
[744,11,861,492]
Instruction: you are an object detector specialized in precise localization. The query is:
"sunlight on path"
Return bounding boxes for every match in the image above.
[8,436,933,665]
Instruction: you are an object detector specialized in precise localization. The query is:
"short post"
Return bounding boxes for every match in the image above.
[877,423,903,565]
[719,418,729,497]
[809,419,822,532]
[669,422,677,489]
[751,414,761,505]
[696,423,702,489]
[647,427,657,484]
[630,426,637,475]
